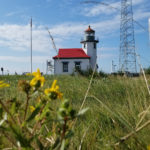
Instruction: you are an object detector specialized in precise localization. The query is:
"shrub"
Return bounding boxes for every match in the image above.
[144,67,150,75]
[74,68,107,78]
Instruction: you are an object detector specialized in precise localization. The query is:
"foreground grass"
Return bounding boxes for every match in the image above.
[0,74,150,149]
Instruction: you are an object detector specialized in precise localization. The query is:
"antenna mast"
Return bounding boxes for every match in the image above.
[30,17,33,73]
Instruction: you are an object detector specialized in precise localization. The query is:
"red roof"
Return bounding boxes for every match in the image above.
[85,25,95,32]
[53,48,90,59]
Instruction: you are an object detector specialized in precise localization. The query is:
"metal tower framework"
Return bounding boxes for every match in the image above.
[119,0,137,74]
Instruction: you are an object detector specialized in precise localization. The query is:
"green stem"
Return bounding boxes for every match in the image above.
[61,117,67,141]
[32,103,46,134]
[24,93,30,121]
[1,130,18,148]
[0,99,16,124]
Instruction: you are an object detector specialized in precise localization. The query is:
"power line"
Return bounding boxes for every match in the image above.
[82,1,149,33]
[82,0,150,74]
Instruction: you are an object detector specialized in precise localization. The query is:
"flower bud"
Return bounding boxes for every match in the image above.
[18,80,31,94]
[62,99,69,109]
[58,108,67,117]
[49,91,58,100]
[69,109,76,119]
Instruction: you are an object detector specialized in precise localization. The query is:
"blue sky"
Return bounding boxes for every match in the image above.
[0,0,150,74]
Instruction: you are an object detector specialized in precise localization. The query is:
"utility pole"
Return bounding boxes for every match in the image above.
[30,17,33,73]
[148,18,150,48]
[119,0,137,74]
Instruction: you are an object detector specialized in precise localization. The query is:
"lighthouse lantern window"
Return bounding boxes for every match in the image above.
[89,33,94,36]
[85,32,94,36]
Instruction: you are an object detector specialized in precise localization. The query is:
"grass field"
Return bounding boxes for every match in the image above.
[0,74,150,149]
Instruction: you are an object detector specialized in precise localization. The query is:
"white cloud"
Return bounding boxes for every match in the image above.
[82,1,120,17]
[0,24,61,53]
[134,10,150,20]
[0,55,52,64]
[0,55,50,63]
[48,14,120,40]
[0,8,148,56]
[6,11,19,17]
[99,47,118,51]
[0,0,149,55]
[0,55,53,74]
[132,0,145,5]
[97,54,115,59]
[82,0,147,17]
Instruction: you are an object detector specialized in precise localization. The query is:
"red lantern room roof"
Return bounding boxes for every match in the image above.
[85,25,95,33]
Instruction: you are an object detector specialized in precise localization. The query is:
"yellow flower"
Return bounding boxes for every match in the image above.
[32,68,41,77]
[0,81,10,88]
[30,69,45,88]
[29,106,35,112]
[147,145,150,150]
[44,80,63,100]
[26,73,32,76]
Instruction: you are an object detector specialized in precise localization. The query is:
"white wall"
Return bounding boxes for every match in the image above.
[54,58,90,75]
[82,42,97,70]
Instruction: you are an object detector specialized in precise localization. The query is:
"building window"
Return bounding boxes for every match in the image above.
[75,62,81,71]
[94,43,96,49]
[84,43,86,48]
[62,62,68,72]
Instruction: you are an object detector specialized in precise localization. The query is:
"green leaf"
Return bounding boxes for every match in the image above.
[0,113,7,126]
[77,108,89,116]
[52,137,61,149]
[0,106,3,119]
[26,106,41,122]
[65,130,74,139]
[10,125,31,148]
[11,102,16,114]
[36,138,44,150]
[36,103,50,121]
[60,139,65,150]
[0,126,8,131]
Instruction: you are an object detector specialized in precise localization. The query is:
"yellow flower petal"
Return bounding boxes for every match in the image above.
[30,78,37,86]
[29,106,35,113]
[55,85,59,90]
[40,76,45,87]
[44,89,50,95]
[0,81,10,88]
[32,68,41,77]
[26,73,32,76]
[37,68,40,74]
[30,69,45,88]
[0,81,4,84]
[51,80,57,89]
[58,92,63,99]
[44,80,63,100]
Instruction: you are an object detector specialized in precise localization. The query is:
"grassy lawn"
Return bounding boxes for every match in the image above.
[0,74,150,149]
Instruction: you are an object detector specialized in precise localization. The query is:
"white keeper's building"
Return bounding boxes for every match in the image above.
[53,26,99,75]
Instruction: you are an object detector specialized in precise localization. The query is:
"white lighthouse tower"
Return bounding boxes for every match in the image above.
[81,26,99,70]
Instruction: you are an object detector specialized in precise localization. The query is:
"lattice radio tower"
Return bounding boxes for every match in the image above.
[119,0,137,74]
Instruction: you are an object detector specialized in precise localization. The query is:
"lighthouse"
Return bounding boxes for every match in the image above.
[80,25,99,70]
[53,26,99,75]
